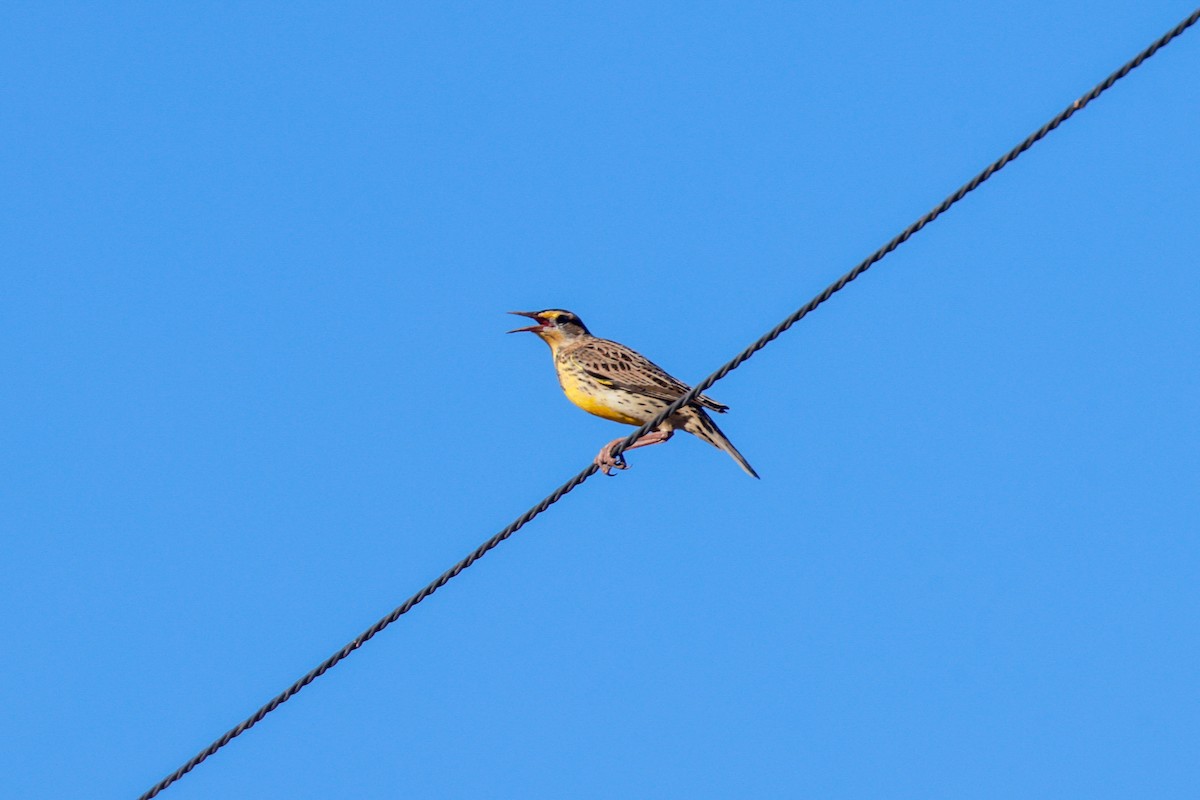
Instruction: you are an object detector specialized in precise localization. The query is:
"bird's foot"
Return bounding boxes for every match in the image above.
[595,439,629,476]
[594,430,673,476]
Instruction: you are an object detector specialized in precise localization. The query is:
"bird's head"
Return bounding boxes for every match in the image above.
[507,309,591,347]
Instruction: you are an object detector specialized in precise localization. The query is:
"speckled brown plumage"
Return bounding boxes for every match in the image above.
[508,309,758,478]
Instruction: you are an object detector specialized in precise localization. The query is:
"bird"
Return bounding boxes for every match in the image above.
[508,309,758,478]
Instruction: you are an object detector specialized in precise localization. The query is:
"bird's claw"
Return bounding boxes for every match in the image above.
[595,444,629,476]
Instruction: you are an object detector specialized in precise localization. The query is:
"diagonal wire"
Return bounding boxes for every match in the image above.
[139,8,1200,798]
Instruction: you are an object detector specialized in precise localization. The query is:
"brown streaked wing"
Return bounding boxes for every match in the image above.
[569,338,729,413]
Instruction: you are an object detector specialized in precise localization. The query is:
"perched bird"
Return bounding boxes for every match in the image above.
[508,309,758,478]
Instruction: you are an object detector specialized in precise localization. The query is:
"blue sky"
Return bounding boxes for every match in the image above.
[3,3,1198,798]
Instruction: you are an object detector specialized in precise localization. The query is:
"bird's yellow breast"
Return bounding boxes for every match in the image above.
[556,362,644,426]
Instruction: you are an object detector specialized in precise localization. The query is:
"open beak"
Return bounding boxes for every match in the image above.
[507,310,548,334]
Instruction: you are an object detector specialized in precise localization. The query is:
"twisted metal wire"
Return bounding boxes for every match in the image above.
[139,9,1200,798]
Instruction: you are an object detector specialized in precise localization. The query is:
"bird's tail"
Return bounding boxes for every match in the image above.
[682,409,759,479]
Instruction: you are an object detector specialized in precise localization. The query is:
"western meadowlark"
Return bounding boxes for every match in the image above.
[508,309,758,478]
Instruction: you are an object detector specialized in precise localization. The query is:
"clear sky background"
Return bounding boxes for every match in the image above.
[3,3,1198,798]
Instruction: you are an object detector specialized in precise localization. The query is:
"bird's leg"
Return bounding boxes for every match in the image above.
[595,429,674,476]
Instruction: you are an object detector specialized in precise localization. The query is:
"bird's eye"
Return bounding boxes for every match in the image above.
[556,316,573,326]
